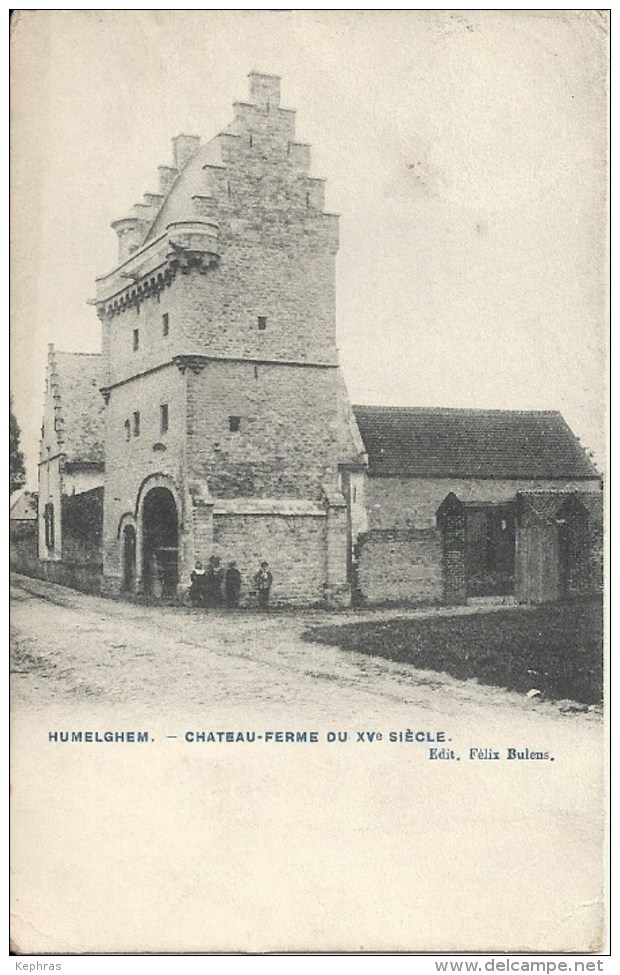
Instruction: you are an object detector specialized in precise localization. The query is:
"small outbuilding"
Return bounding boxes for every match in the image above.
[351,406,602,606]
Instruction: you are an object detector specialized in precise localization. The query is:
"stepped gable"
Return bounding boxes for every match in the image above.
[106,72,329,269]
[48,348,105,465]
[352,405,600,480]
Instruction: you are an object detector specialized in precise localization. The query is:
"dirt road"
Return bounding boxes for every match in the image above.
[10,574,606,954]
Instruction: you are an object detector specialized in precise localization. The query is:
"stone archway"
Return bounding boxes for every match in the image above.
[141,487,179,599]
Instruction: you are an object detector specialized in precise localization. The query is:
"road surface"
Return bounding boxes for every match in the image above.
[10,574,606,954]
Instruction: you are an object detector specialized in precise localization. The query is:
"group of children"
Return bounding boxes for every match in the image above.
[189,556,273,610]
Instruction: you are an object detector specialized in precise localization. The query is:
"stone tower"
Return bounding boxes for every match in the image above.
[94,73,366,605]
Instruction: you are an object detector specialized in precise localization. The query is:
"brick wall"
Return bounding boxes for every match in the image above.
[356,529,443,605]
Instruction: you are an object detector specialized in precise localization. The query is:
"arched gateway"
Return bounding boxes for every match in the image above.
[141,487,179,598]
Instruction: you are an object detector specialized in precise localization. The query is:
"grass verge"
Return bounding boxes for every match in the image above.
[304,599,603,705]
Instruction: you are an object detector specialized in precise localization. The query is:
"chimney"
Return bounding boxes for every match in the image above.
[172,134,201,170]
[248,72,281,109]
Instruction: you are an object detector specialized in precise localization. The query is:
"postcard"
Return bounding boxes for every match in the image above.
[10,9,609,955]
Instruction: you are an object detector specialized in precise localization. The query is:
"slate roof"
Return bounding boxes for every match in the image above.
[352,406,600,480]
[144,134,226,244]
[53,351,105,465]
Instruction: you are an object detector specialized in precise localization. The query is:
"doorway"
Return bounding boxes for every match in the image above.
[142,487,179,598]
[465,504,515,597]
[122,524,136,592]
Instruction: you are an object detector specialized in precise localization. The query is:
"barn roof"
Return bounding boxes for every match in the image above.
[50,350,105,465]
[352,406,600,480]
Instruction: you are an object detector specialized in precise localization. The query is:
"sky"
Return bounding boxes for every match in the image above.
[10,9,608,487]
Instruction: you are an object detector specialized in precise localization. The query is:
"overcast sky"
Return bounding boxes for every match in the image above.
[11,9,608,487]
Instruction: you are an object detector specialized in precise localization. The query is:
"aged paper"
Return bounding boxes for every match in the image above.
[10,10,608,956]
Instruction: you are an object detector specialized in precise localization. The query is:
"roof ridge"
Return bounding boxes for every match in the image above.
[352,404,561,417]
[353,405,599,479]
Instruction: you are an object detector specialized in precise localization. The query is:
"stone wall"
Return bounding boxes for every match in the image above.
[366,476,602,530]
[101,77,341,390]
[11,519,102,595]
[63,467,104,496]
[10,521,38,573]
[97,75,364,605]
[16,559,103,595]
[165,243,338,366]
[61,488,104,564]
[213,510,327,606]
[186,360,358,501]
[102,364,186,585]
[38,454,63,561]
[355,529,443,605]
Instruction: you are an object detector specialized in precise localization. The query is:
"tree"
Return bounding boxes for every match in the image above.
[10,395,26,495]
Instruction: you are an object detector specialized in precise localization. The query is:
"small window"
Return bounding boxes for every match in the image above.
[124,419,131,441]
[229,415,241,433]
[257,316,267,331]
[44,502,55,550]
[162,313,169,336]
[160,403,169,434]
[133,328,139,351]
[133,411,140,437]
[254,365,259,379]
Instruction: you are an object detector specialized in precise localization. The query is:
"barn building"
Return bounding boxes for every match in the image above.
[351,406,602,606]
[36,73,602,607]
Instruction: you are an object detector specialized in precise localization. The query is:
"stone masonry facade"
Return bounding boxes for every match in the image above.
[33,73,602,610]
[364,476,602,533]
[95,73,365,604]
